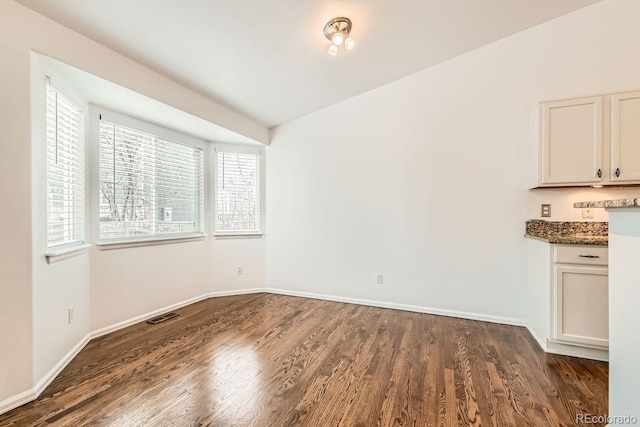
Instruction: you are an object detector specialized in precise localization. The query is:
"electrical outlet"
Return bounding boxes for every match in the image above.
[68,306,75,324]
[376,274,384,285]
[541,204,551,218]
[582,208,594,219]
[237,266,244,275]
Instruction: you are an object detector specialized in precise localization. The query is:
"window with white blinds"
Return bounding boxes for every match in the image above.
[98,119,204,242]
[46,85,85,248]
[215,150,261,234]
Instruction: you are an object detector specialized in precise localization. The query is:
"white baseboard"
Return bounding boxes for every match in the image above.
[208,288,265,298]
[526,327,548,351]
[90,288,265,340]
[90,293,211,339]
[265,287,526,327]
[526,326,608,361]
[0,389,37,417]
[33,333,91,396]
[546,341,608,362]
[0,333,91,415]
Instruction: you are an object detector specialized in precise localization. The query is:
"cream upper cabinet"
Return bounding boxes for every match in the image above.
[540,96,604,186]
[531,90,640,187]
[610,91,640,182]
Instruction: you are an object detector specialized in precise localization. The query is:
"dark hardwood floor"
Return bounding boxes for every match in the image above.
[0,293,608,426]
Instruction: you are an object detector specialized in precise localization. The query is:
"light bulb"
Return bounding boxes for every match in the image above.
[345,37,355,50]
[328,44,338,56]
[332,33,344,46]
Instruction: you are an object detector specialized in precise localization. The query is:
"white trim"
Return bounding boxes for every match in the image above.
[90,288,264,339]
[211,143,265,235]
[90,293,210,339]
[45,84,86,249]
[45,243,91,263]
[528,326,608,361]
[545,341,609,362]
[92,104,207,244]
[0,389,38,416]
[33,334,91,396]
[0,333,91,414]
[527,326,548,351]
[212,143,264,154]
[97,106,207,150]
[213,233,263,239]
[96,234,206,251]
[265,287,526,327]
[208,288,264,298]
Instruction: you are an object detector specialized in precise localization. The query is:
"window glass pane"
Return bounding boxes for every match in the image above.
[99,120,203,241]
[215,151,259,233]
[46,85,85,248]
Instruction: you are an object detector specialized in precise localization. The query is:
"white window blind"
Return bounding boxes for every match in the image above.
[99,119,204,242]
[46,84,85,248]
[215,150,260,233]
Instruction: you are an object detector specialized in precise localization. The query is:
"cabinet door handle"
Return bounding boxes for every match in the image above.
[579,255,600,258]
[615,167,621,178]
[597,168,602,178]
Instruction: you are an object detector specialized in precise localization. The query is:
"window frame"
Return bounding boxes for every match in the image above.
[92,106,207,247]
[212,143,265,237]
[45,83,86,251]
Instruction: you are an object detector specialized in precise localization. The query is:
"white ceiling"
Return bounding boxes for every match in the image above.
[17,0,602,128]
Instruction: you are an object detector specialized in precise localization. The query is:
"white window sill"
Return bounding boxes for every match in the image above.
[97,234,206,250]
[46,243,92,264]
[213,233,263,240]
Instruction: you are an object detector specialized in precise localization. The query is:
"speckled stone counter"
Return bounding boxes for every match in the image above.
[574,197,640,208]
[525,219,608,246]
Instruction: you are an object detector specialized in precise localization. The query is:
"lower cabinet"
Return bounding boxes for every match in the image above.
[552,264,608,348]
[526,239,609,361]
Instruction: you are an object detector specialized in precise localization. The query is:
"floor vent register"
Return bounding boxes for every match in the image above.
[146,312,179,325]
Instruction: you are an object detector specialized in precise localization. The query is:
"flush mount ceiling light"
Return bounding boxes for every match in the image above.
[324,17,355,56]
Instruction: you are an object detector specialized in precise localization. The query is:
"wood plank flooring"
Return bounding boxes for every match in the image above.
[0,293,608,426]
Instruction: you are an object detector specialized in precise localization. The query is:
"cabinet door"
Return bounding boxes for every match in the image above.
[541,97,604,185]
[610,91,640,182]
[553,265,608,348]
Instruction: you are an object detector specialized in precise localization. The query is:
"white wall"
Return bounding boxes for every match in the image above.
[209,238,265,295]
[266,0,640,323]
[89,238,264,333]
[608,209,640,419]
[0,43,34,406]
[90,242,207,331]
[30,54,91,385]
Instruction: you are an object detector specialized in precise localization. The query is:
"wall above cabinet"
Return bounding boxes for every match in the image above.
[529,90,640,188]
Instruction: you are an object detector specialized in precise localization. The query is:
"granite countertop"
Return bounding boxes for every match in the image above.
[525,219,608,246]
[574,197,640,208]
